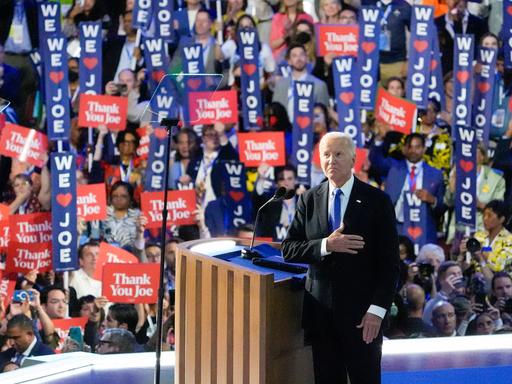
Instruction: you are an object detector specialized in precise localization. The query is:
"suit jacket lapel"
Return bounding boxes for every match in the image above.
[343,177,364,233]
[316,182,330,236]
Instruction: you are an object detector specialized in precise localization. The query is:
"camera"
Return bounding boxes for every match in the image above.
[12,290,34,302]
[115,83,128,95]
[504,298,512,314]
[417,262,434,278]
[466,237,481,253]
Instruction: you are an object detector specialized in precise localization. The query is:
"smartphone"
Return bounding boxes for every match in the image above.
[12,290,34,303]
[475,293,488,312]
[504,298,512,314]
[417,262,434,278]
[69,326,84,350]
[116,83,128,94]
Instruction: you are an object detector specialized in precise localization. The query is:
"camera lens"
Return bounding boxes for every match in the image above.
[466,238,481,253]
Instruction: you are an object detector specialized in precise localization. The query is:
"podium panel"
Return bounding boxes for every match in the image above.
[175,239,313,384]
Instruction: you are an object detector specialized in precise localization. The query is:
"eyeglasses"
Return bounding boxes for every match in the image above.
[13,181,30,188]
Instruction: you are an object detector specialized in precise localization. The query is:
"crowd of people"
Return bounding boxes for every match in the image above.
[0,0,512,373]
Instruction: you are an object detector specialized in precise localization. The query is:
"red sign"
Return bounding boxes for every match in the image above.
[188,90,238,125]
[315,24,359,57]
[238,132,286,167]
[94,242,139,281]
[0,123,49,167]
[78,94,128,131]
[136,126,150,160]
[0,273,16,309]
[6,213,52,273]
[0,204,9,253]
[140,189,197,228]
[6,241,52,273]
[52,317,88,332]
[375,87,417,134]
[77,183,107,221]
[354,148,369,174]
[102,263,159,304]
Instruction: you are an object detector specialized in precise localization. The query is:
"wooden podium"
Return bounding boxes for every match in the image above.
[175,239,313,384]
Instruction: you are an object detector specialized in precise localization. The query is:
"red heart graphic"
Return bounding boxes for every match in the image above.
[456,71,469,84]
[339,92,354,105]
[56,193,72,207]
[477,82,490,94]
[296,116,311,129]
[507,5,512,15]
[361,42,376,54]
[154,128,168,139]
[83,57,98,70]
[459,160,474,173]
[187,78,202,90]
[430,59,437,71]
[256,116,264,127]
[229,191,245,202]
[152,70,165,83]
[413,40,429,53]
[49,71,64,84]
[407,226,423,240]
[243,64,257,76]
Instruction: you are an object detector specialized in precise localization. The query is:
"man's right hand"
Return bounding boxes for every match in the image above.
[326,224,365,254]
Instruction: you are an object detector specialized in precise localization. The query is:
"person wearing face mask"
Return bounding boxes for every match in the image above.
[435,0,488,75]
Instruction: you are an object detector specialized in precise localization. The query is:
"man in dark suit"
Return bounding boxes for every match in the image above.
[282,132,400,383]
[435,0,488,75]
[0,314,54,367]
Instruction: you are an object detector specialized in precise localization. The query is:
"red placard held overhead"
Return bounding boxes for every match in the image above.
[0,123,49,167]
[6,213,52,273]
[140,189,197,228]
[238,132,286,167]
[78,94,128,131]
[375,87,417,134]
[353,148,369,174]
[102,263,159,304]
[315,25,359,57]
[77,183,107,221]
[188,90,238,125]
[94,242,139,281]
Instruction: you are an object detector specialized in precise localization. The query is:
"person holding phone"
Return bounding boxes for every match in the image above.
[422,261,465,326]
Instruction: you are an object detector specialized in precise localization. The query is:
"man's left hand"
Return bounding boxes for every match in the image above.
[356,312,382,344]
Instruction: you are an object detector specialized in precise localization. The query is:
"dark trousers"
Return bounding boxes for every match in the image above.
[306,297,382,384]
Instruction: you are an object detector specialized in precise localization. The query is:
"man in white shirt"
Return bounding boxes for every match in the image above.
[70,241,102,299]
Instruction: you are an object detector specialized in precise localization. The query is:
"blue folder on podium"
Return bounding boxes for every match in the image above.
[209,243,308,283]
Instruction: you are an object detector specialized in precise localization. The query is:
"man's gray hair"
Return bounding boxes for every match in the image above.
[417,243,445,264]
[101,328,136,354]
[319,132,355,158]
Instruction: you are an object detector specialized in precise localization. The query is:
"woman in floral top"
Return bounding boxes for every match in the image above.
[462,200,512,280]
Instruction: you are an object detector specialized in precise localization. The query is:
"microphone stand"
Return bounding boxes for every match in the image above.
[154,117,180,384]
[241,187,286,259]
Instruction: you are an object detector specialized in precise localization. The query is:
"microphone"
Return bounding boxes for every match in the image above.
[241,187,287,259]
[283,189,296,200]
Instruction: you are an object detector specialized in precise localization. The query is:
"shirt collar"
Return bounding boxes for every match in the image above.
[23,336,37,356]
[406,160,423,172]
[328,174,354,198]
